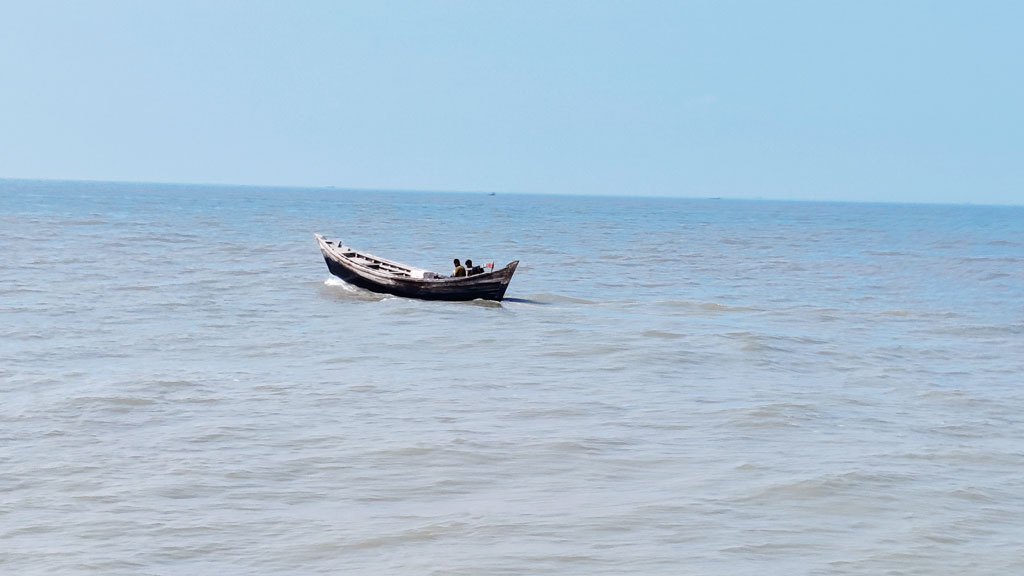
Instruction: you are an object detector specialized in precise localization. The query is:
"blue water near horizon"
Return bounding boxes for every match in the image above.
[2,179,1023,574]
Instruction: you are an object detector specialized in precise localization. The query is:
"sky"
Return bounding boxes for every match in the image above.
[1,0,1021,204]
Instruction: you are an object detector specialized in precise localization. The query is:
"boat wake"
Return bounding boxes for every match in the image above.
[515,293,596,305]
[321,277,390,301]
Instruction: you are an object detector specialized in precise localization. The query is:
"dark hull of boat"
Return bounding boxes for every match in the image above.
[317,235,518,302]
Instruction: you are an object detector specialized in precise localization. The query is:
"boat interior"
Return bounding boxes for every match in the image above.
[322,237,441,278]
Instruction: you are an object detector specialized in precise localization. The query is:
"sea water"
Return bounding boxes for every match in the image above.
[1,179,1023,575]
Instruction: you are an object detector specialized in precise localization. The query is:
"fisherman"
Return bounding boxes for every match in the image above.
[452,258,466,277]
[465,259,483,276]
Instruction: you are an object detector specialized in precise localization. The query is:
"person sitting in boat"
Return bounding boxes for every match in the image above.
[465,259,484,276]
[452,258,466,277]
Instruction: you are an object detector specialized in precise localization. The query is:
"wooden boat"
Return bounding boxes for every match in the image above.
[315,234,519,302]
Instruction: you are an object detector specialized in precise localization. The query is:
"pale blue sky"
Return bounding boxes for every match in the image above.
[1,1,1021,203]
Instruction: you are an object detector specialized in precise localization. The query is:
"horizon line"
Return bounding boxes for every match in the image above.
[1,175,1020,209]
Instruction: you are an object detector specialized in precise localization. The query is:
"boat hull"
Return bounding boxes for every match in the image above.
[316,234,518,302]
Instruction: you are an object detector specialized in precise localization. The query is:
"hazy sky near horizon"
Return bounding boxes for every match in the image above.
[1,1,1021,204]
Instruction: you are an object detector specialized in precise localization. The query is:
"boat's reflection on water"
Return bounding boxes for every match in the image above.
[501,297,547,305]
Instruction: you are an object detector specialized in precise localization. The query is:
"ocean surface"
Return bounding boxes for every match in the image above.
[2,179,1023,575]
